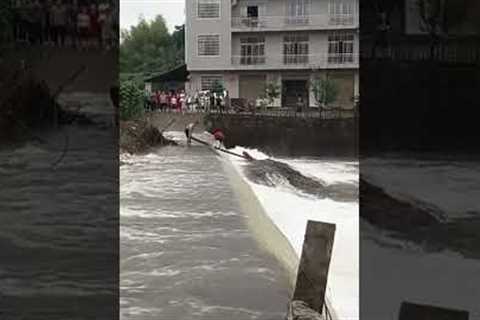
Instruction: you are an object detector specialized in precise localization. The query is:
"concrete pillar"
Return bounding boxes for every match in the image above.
[188,73,201,94]
[309,72,318,108]
[293,220,336,314]
[399,302,469,320]
[354,70,359,98]
[224,73,239,99]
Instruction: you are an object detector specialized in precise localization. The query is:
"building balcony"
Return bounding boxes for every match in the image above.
[231,14,358,32]
[231,53,359,70]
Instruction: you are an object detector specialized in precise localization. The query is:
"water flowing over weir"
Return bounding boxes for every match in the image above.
[224,147,359,320]
[120,145,291,320]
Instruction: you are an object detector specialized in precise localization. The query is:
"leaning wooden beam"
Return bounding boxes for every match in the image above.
[292,220,336,317]
[190,136,249,160]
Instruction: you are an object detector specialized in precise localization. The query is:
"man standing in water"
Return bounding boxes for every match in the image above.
[185,120,199,145]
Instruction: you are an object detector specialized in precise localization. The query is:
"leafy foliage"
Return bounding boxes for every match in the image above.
[211,80,225,95]
[264,82,281,105]
[311,76,339,108]
[119,81,144,120]
[120,15,184,80]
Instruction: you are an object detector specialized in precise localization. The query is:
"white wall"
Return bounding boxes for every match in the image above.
[186,0,233,71]
[187,72,239,98]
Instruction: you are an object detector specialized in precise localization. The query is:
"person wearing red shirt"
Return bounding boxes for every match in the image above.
[212,128,225,149]
[170,93,178,112]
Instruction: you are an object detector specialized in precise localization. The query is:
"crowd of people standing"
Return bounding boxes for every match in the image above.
[12,0,118,50]
[146,90,186,113]
[145,89,230,114]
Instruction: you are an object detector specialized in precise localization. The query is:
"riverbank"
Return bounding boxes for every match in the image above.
[119,117,177,154]
[0,45,116,148]
[119,112,209,154]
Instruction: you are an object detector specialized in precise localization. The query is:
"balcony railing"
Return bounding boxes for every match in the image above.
[231,14,357,31]
[231,55,267,66]
[231,53,358,69]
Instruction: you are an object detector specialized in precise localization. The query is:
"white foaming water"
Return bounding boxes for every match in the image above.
[223,146,359,320]
[363,157,480,219]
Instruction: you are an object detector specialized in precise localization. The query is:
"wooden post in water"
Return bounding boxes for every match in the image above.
[293,220,336,315]
[398,302,469,320]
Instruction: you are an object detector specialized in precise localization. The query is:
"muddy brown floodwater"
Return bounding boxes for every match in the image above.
[120,145,291,320]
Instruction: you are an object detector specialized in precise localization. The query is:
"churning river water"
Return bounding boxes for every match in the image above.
[120,132,360,320]
[0,93,117,319]
[120,145,291,320]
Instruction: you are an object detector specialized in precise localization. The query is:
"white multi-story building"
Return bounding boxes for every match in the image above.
[186,0,359,108]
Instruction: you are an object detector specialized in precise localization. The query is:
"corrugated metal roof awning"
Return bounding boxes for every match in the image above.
[145,64,188,83]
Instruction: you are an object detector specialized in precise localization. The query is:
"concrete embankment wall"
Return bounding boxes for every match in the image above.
[148,112,205,132]
[148,112,357,158]
[206,114,358,158]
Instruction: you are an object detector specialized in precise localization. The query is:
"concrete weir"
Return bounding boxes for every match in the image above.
[222,157,299,286]
[222,158,338,320]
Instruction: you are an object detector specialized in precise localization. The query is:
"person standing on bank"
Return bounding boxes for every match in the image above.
[296,94,304,113]
[185,120,199,145]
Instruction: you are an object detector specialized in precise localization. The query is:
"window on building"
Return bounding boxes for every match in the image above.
[198,35,220,56]
[328,33,354,64]
[239,5,266,27]
[201,76,224,91]
[283,34,309,64]
[329,0,354,25]
[240,36,265,65]
[240,4,266,17]
[197,0,220,19]
[286,0,310,25]
[247,6,259,18]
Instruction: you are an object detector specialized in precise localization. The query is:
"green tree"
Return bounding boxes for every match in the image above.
[171,25,185,66]
[259,82,281,109]
[311,76,339,108]
[120,15,185,78]
[211,80,224,95]
[119,81,144,120]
